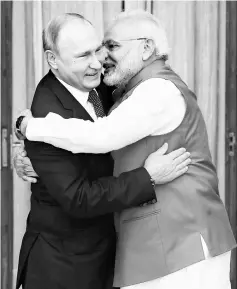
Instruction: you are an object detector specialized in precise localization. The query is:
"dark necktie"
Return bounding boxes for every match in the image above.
[88,89,106,118]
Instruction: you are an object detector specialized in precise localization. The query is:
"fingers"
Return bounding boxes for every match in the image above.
[14,163,25,178]
[13,147,36,182]
[173,152,190,166]
[13,145,26,161]
[23,158,33,167]
[24,167,38,177]
[20,150,27,157]
[175,166,189,178]
[176,158,191,171]
[167,147,186,159]
[15,143,25,154]
[173,158,191,180]
[18,167,38,182]
[13,156,24,171]
[13,154,25,171]
[17,168,38,179]
[24,166,37,173]
[14,150,29,164]
[154,143,168,156]
[14,153,24,163]
[22,175,37,183]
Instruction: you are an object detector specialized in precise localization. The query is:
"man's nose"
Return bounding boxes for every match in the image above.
[105,50,113,62]
[90,54,102,70]
[103,48,108,60]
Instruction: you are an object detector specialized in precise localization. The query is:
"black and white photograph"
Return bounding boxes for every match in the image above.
[1,1,237,289]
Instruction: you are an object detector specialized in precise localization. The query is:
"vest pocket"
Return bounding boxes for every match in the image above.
[122,209,161,224]
[117,210,162,257]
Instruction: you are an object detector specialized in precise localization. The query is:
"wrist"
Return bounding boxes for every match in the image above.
[16,115,26,137]
[143,167,156,187]
[150,177,156,188]
[20,116,30,137]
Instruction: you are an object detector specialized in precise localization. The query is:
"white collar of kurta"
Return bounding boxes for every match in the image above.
[56,77,89,107]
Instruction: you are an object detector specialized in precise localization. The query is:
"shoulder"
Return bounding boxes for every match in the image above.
[134,78,181,96]
[31,73,65,118]
[133,78,183,103]
[131,78,186,115]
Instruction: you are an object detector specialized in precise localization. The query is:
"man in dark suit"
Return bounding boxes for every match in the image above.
[14,13,190,289]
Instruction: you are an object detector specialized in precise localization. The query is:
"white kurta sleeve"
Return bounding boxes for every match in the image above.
[26,78,186,154]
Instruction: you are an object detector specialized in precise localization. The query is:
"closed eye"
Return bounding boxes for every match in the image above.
[108,44,119,51]
[96,45,103,53]
[103,41,120,51]
[77,52,90,58]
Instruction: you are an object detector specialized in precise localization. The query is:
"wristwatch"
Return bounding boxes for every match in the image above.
[15,115,25,135]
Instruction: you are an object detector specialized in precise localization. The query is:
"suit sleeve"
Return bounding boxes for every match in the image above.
[24,139,156,219]
[25,84,156,219]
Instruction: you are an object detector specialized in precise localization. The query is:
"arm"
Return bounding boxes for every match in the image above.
[18,81,190,219]
[14,143,191,186]
[25,139,156,219]
[25,79,186,153]
[13,144,38,183]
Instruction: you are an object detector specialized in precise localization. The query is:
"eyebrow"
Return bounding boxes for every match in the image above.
[74,43,103,57]
[102,39,119,45]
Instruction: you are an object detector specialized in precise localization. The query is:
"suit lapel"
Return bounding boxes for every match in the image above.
[46,70,94,121]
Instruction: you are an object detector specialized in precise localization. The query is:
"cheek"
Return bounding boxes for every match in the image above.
[58,62,73,76]
[97,50,107,63]
[71,65,86,79]
[84,74,101,88]
[107,52,118,63]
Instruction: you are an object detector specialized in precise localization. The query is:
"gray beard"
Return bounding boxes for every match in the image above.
[104,62,143,87]
[104,70,132,87]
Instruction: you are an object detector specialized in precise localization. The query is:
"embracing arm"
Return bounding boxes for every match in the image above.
[25,79,186,153]
[25,139,156,219]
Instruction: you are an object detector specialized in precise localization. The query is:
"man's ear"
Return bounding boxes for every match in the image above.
[45,50,58,69]
[142,39,156,61]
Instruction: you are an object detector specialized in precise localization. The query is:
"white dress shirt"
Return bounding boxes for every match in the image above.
[57,77,97,121]
[26,78,186,154]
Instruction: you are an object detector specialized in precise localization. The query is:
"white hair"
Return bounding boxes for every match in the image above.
[108,10,170,60]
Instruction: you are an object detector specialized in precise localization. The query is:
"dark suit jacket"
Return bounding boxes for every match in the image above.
[16,70,155,289]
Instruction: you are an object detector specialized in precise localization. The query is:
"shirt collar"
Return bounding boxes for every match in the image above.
[56,77,90,107]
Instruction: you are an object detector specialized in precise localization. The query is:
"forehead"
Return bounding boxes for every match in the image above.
[58,20,101,54]
[104,20,137,41]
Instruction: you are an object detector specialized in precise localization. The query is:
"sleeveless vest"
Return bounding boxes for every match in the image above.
[111,60,236,287]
